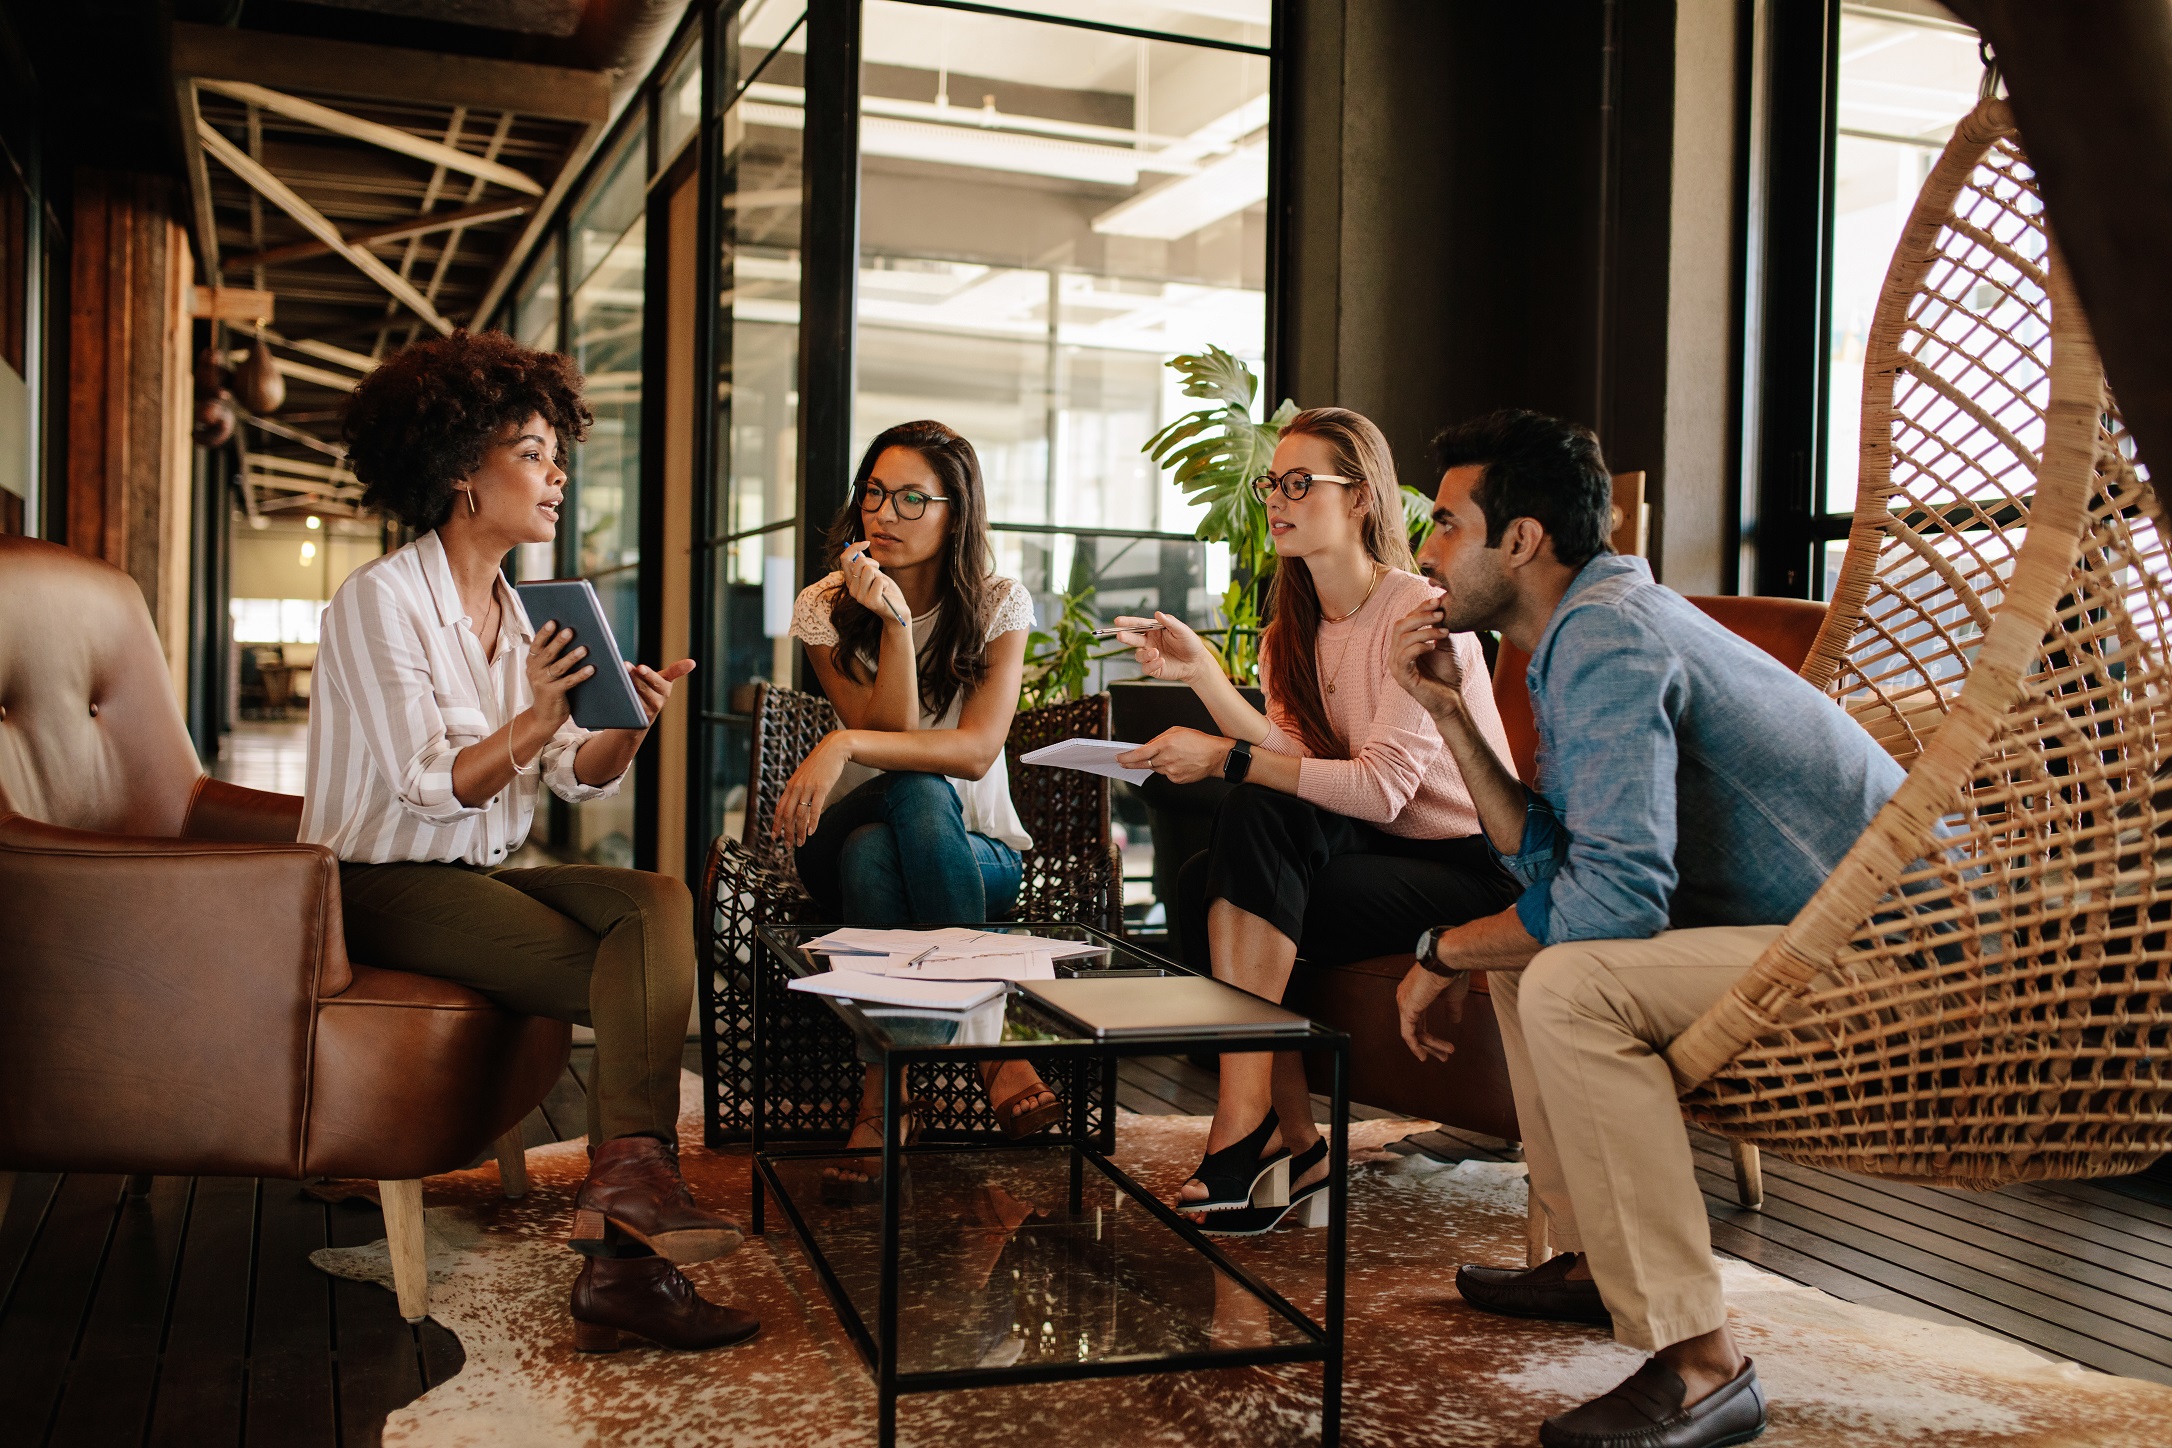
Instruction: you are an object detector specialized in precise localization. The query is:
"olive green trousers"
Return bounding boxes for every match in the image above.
[337,860,695,1144]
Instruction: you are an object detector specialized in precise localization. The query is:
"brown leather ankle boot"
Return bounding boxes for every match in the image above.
[570,1255,761,1352]
[571,1135,744,1263]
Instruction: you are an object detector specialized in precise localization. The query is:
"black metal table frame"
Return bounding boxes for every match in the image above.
[748,928,1351,1448]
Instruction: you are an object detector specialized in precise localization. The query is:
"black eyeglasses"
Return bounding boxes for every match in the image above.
[1250,469,1362,503]
[857,481,951,521]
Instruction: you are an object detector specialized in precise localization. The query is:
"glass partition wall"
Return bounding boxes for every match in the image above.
[851,0,1270,640]
[493,0,1276,890]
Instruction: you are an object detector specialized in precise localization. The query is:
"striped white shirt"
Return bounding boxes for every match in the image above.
[301,529,621,865]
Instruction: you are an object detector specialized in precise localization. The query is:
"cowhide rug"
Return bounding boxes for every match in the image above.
[311,1073,2172,1447]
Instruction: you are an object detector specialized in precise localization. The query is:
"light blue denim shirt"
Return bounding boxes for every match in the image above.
[1499,554,1905,945]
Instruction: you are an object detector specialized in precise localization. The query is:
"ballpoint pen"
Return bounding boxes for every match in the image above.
[1092,623,1166,639]
[848,542,913,631]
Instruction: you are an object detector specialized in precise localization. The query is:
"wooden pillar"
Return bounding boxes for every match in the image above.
[65,168,193,694]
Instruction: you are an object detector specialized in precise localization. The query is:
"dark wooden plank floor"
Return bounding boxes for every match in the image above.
[6,1049,2172,1447]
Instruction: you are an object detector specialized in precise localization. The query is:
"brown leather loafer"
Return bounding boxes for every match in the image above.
[570,1255,761,1352]
[572,1135,745,1264]
[1456,1252,1613,1327]
[1539,1357,1766,1448]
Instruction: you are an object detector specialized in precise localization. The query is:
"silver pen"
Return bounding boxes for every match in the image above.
[848,543,912,631]
[1092,623,1166,639]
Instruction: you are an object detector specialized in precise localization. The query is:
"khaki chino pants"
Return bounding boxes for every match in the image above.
[338,860,697,1145]
[1488,924,1781,1352]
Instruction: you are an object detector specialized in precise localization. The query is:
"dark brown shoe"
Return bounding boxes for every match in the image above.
[572,1135,744,1264]
[1455,1252,1613,1327]
[1540,1357,1766,1448]
[570,1255,760,1352]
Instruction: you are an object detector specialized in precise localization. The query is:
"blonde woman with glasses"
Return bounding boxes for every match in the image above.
[1113,407,1518,1235]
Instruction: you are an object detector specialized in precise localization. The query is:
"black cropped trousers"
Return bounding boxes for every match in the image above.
[1176,783,1519,973]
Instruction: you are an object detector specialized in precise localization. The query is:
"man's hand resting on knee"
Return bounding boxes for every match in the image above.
[1396,905,1544,1062]
[1398,966,1471,1061]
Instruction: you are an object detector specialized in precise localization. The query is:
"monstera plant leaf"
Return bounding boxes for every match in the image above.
[1142,346,1296,578]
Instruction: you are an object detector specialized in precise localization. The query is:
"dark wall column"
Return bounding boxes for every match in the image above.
[1742,0,1839,598]
[1278,1,1680,558]
[795,0,861,633]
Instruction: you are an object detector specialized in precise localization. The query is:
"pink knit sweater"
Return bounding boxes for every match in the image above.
[1255,568,1512,840]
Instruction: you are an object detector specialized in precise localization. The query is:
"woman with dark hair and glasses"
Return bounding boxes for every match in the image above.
[775,420,1056,1200]
[1112,407,1519,1234]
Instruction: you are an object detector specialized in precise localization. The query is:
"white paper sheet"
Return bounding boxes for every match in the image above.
[787,971,1008,1011]
[1017,736,1152,786]
[842,947,1058,981]
[804,927,1107,980]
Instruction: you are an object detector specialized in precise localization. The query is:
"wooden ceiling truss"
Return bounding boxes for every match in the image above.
[170,22,610,518]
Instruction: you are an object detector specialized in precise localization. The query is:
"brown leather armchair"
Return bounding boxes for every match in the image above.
[0,536,569,1322]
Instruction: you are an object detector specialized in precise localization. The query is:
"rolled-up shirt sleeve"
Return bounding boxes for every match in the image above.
[1527,612,1683,944]
[1494,789,1569,888]
[320,572,484,826]
[540,721,625,803]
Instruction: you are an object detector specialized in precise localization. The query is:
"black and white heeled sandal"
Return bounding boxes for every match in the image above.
[1178,1108,1291,1214]
[1201,1136,1330,1236]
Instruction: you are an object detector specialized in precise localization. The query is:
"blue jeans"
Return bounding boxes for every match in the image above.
[795,771,1022,926]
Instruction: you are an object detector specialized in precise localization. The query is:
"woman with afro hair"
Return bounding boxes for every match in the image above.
[302,330,756,1354]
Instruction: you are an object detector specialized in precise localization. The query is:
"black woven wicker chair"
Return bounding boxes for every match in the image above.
[698,682,1123,1145]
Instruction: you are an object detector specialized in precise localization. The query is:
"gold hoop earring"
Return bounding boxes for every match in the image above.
[463,488,477,515]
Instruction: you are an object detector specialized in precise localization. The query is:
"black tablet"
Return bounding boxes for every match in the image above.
[513,579,651,731]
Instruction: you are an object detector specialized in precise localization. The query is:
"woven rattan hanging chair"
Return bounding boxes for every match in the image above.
[1667,98,2171,1190]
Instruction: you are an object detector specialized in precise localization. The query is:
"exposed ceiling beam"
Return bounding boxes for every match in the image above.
[245,474,364,500]
[263,329,379,375]
[239,407,348,459]
[171,22,611,124]
[228,352,360,393]
[175,79,221,282]
[198,80,545,198]
[198,121,456,337]
[223,199,532,272]
[247,453,347,481]
[189,285,276,323]
[232,430,264,526]
[473,115,604,325]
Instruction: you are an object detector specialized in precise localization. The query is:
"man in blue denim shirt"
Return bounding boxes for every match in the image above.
[1385,411,1903,1448]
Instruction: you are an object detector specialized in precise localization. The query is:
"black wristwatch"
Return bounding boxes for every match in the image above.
[1414,926,1460,977]
[1221,737,1253,783]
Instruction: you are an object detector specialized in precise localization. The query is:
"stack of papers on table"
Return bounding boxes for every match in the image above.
[788,971,1008,1011]
[802,927,1103,982]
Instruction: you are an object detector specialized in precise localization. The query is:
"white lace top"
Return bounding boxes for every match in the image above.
[790,572,1037,852]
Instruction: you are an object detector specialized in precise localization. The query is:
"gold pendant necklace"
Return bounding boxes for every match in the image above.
[1322,565,1384,694]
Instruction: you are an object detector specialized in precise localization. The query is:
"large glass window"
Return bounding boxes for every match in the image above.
[565,120,650,867]
[844,0,1269,628]
[1818,6,1982,593]
[703,2,809,848]
[511,247,564,581]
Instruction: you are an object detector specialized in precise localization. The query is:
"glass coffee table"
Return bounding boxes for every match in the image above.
[752,922,1351,1447]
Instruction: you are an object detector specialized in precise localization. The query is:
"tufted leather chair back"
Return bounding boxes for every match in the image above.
[0,535,207,837]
